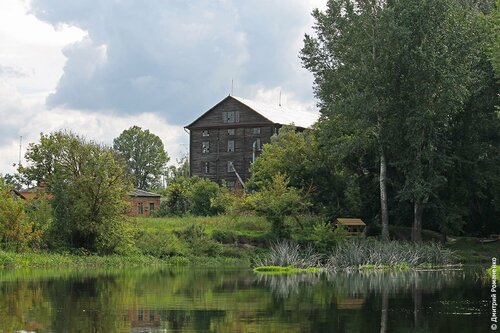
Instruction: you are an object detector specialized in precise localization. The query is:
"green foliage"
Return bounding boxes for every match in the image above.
[326,239,456,270]
[250,126,354,216]
[311,223,347,253]
[175,223,222,256]
[135,230,187,258]
[113,125,169,190]
[21,131,132,254]
[0,180,32,251]
[158,176,234,217]
[253,241,322,269]
[190,178,222,216]
[25,193,53,250]
[246,173,308,238]
[301,0,500,239]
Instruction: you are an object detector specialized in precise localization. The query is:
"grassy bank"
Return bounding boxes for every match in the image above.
[446,237,500,264]
[0,251,251,269]
[0,216,268,269]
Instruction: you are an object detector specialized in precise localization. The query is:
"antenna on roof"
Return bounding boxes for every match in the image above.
[279,89,282,107]
[231,79,234,96]
[18,135,22,167]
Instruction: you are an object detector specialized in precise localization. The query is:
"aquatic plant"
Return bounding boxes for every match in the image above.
[326,239,456,270]
[253,240,322,269]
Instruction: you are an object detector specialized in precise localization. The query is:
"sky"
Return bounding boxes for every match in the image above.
[0,0,325,175]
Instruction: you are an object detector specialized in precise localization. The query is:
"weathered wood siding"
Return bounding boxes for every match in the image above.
[188,97,279,185]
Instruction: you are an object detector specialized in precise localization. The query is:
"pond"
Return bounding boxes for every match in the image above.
[0,266,492,332]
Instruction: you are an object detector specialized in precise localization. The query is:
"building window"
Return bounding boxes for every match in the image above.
[252,127,261,134]
[227,128,235,135]
[227,140,235,152]
[253,138,261,150]
[149,202,155,213]
[203,162,209,174]
[138,202,143,215]
[223,111,240,123]
[226,180,235,191]
[202,130,209,137]
[202,141,210,153]
[138,309,143,321]
[227,161,234,172]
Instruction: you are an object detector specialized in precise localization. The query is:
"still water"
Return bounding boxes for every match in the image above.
[0,266,492,332]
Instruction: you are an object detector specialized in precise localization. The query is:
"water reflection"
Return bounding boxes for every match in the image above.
[0,267,491,333]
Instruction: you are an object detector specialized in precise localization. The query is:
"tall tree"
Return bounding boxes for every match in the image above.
[301,0,394,239]
[113,126,169,190]
[388,0,493,241]
[21,131,131,254]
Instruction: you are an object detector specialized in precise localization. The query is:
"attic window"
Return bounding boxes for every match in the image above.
[223,111,240,123]
[202,130,209,136]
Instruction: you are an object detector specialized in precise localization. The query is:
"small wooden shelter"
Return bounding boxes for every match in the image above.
[334,218,366,236]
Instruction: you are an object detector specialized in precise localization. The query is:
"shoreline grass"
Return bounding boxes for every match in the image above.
[253,265,323,275]
[253,239,458,274]
[0,250,250,269]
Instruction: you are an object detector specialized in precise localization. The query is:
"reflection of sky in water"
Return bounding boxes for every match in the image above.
[0,267,492,333]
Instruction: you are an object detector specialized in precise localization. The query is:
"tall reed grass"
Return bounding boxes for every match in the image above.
[253,239,456,272]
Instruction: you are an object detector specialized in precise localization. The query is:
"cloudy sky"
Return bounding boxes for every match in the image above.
[0,0,325,175]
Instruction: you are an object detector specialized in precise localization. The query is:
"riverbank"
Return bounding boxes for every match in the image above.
[1,216,496,270]
[0,250,251,269]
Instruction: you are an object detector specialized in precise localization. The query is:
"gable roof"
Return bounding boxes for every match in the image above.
[129,189,161,198]
[334,218,366,226]
[185,95,319,129]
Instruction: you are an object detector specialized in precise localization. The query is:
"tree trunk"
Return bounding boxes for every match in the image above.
[380,145,390,241]
[412,200,423,242]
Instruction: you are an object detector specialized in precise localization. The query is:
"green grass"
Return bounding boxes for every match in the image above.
[446,237,500,264]
[359,262,411,271]
[486,266,498,281]
[253,265,323,275]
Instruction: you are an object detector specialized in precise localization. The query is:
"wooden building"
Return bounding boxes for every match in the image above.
[334,218,366,236]
[128,189,161,217]
[185,95,318,188]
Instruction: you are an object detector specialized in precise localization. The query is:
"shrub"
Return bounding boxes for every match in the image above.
[175,223,222,256]
[135,230,187,258]
[311,222,347,253]
[190,178,221,216]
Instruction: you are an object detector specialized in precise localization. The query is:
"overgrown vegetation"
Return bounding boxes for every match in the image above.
[253,239,457,274]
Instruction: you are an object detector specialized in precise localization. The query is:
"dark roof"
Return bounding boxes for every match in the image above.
[185,95,318,129]
[129,189,161,198]
[334,218,366,226]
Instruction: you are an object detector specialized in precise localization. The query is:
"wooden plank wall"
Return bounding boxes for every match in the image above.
[188,98,279,185]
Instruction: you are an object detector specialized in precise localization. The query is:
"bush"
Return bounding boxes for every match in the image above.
[190,178,221,216]
[0,180,33,251]
[175,223,222,256]
[311,223,347,253]
[135,230,187,258]
[212,230,237,244]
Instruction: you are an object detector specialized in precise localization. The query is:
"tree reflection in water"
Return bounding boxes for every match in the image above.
[0,267,490,333]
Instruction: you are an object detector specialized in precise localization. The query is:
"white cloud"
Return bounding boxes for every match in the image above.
[0,0,328,175]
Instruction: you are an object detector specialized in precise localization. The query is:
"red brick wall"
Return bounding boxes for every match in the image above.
[128,197,161,217]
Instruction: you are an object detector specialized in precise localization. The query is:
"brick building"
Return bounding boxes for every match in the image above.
[128,189,161,217]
